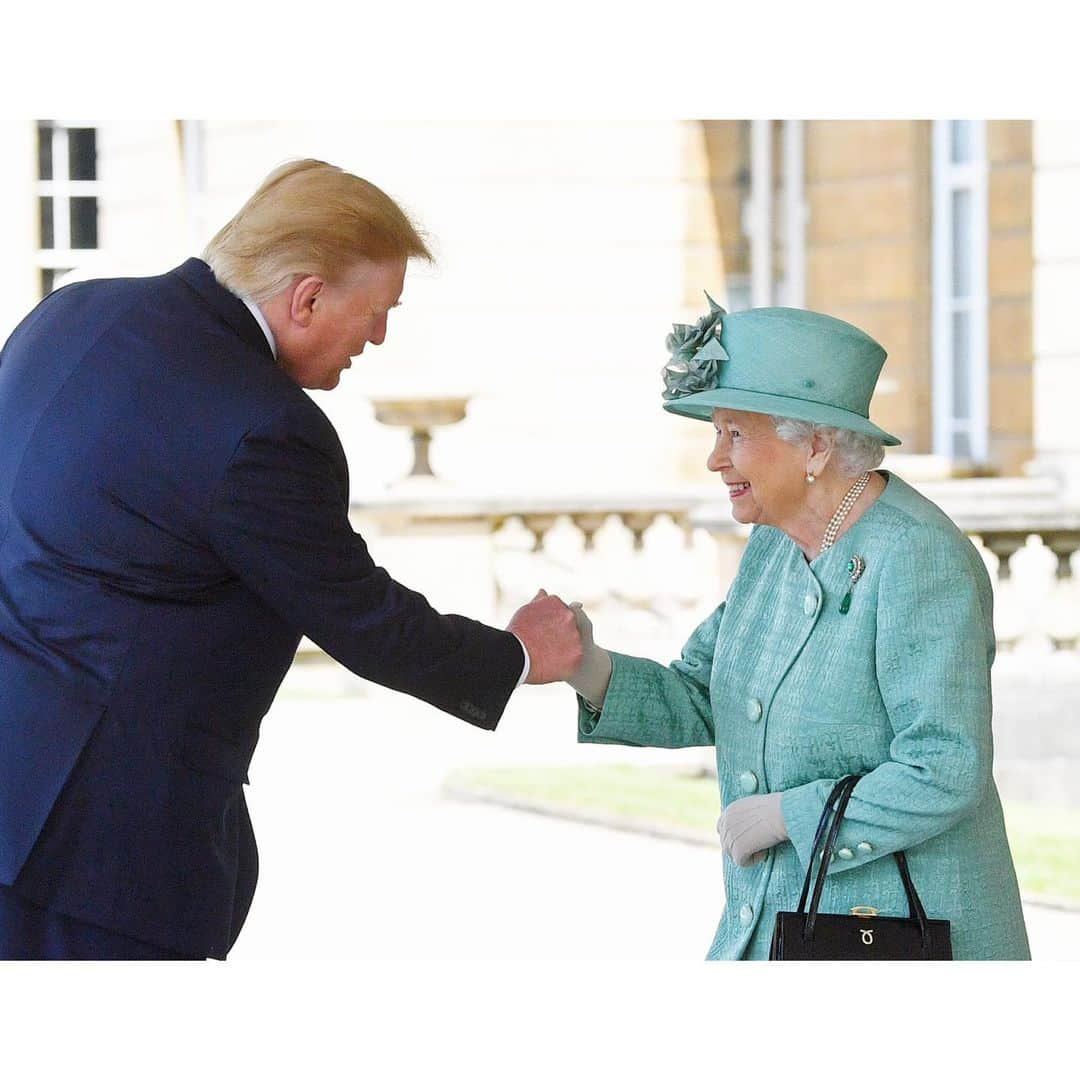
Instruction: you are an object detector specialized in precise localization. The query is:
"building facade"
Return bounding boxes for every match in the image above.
[0,119,1071,496]
[2,119,1079,806]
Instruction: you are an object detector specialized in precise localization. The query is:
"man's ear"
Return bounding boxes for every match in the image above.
[288,276,324,327]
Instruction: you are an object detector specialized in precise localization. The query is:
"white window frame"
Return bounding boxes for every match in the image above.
[932,119,989,464]
[35,120,100,293]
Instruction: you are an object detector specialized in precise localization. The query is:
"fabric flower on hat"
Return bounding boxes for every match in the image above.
[662,291,729,400]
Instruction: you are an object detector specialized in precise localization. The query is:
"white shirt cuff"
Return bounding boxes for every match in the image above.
[511,633,530,687]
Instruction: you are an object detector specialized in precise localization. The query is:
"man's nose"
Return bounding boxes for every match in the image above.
[369,313,388,346]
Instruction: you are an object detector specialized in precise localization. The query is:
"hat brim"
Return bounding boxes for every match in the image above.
[663,386,902,446]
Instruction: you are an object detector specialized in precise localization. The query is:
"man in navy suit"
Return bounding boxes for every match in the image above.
[0,159,582,959]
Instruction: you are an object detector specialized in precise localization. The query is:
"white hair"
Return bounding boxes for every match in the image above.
[771,417,885,476]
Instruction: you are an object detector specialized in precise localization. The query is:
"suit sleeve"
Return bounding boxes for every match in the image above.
[576,604,723,748]
[205,402,524,730]
[780,524,996,874]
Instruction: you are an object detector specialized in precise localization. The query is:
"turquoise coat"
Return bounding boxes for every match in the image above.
[579,471,1031,960]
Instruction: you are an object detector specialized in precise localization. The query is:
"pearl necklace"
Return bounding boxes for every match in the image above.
[820,471,871,553]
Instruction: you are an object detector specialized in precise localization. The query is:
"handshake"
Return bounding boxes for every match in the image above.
[505,589,613,705]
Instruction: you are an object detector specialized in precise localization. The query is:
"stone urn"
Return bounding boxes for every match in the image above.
[369,396,470,482]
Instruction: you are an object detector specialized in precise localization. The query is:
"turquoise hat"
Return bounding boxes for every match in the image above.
[661,294,901,446]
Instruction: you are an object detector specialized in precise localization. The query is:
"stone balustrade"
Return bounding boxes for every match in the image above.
[311,473,1080,808]
[335,472,1080,657]
[692,473,1080,651]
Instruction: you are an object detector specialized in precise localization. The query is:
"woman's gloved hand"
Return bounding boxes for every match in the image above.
[566,602,613,710]
[717,792,788,867]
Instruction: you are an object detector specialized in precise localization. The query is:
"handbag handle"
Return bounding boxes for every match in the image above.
[795,774,859,914]
[798,775,933,957]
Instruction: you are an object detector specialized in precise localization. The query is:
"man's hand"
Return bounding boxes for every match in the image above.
[717,793,788,867]
[506,589,584,684]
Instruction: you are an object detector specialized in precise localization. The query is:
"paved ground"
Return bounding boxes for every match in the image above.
[234,663,1080,966]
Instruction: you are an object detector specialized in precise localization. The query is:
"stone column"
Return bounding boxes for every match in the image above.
[987,121,1035,477]
[1031,121,1080,503]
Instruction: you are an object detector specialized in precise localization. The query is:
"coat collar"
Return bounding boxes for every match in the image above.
[172,258,276,362]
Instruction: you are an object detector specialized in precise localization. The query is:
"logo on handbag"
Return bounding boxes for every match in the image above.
[860,929,874,946]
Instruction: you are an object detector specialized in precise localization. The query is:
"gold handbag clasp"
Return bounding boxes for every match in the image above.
[850,906,879,918]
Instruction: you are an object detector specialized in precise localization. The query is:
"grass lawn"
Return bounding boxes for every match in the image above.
[445,764,1080,907]
[999,802,1080,906]
[447,764,722,837]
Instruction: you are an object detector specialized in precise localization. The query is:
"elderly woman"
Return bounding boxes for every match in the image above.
[567,297,1031,960]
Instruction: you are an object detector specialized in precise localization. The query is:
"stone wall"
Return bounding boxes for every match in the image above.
[1032,121,1080,500]
[987,121,1035,477]
[804,120,933,452]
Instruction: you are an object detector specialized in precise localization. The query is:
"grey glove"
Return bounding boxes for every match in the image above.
[717,792,788,867]
[566,602,612,710]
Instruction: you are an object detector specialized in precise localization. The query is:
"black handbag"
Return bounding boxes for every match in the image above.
[769,774,952,960]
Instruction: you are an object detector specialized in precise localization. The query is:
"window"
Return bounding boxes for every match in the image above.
[932,120,989,464]
[36,121,100,296]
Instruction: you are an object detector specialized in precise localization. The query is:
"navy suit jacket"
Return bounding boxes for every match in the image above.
[0,259,524,958]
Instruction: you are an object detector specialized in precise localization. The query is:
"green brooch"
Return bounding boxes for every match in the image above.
[839,555,866,614]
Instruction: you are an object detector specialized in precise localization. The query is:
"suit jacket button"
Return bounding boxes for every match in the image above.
[837,847,854,860]
[739,904,754,925]
[857,842,873,854]
[746,698,763,722]
[803,594,818,617]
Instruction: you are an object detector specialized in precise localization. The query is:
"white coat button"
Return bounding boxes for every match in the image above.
[738,771,758,793]
[747,698,763,722]
[739,904,754,925]
[857,842,873,854]
[803,594,818,616]
[837,847,854,860]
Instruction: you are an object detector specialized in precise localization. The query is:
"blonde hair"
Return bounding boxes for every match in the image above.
[203,159,432,302]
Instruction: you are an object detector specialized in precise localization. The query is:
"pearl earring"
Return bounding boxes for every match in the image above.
[806,472,816,484]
